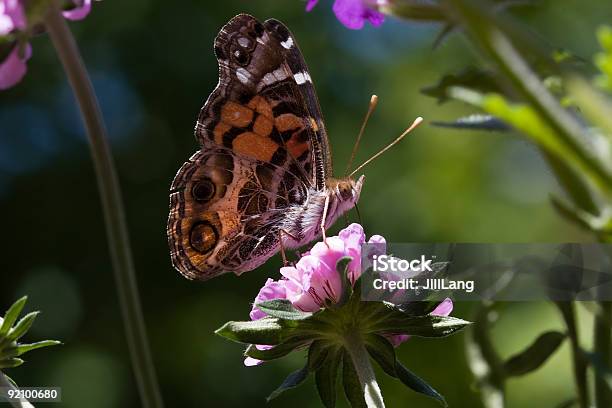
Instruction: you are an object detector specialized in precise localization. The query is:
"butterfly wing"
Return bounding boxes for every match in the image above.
[168,14,330,280]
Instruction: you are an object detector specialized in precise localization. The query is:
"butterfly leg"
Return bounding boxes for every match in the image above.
[279,229,300,266]
[321,194,330,248]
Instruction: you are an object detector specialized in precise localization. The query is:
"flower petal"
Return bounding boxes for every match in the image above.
[0,0,26,35]
[62,0,92,21]
[305,0,319,12]
[249,278,288,320]
[431,298,453,317]
[0,43,31,90]
[332,0,384,30]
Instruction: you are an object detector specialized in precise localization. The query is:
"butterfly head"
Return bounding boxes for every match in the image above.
[330,175,365,210]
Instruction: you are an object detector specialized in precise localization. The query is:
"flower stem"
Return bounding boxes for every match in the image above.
[556,302,588,408]
[43,3,164,408]
[594,301,611,407]
[344,330,385,408]
[0,372,33,408]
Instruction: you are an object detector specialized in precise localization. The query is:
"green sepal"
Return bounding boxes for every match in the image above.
[308,340,332,371]
[365,334,447,406]
[371,313,471,338]
[503,331,566,377]
[5,340,61,359]
[315,346,342,408]
[335,256,354,307]
[0,297,27,337]
[267,364,310,402]
[341,350,366,408]
[244,338,306,361]
[395,361,447,407]
[0,358,24,369]
[6,312,39,342]
[215,317,298,345]
[255,299,313,320]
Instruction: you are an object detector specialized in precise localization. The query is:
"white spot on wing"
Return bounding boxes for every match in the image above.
[272,67,288,81]
[237,37,250,48]
[236,67,250,84]
[280,37,293,49]
[293,71,311,85]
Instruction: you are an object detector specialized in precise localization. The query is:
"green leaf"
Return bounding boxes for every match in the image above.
[365,334,447,406]
[432,115,510,131]
[255,299,313,320]
[341,350,367,408]
[315,347,342,408]
[244,337,305,361]
[395,361,447,407]
[594,25,612,92]
[267,364,310,402]
[372,314,471,338]
[421,67,500,103]
[215,317,297,345]
[0,297,27,337]
[6,312,39,342]
[503,331,566,377]
[0,358,24,369]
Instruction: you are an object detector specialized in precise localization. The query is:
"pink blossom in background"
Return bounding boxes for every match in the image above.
[0,0,94,90]
[0,0,26,35]
[306,0,385,30]
[62,0,92,21]
[0,43,30,90]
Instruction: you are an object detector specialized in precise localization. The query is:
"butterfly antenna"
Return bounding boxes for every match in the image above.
[348,116,423,178]
[344,95,379,176]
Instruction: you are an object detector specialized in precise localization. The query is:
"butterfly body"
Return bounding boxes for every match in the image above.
[167,14,364,280]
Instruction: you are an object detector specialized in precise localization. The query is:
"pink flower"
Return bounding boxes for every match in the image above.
[0,43,31,90]
[0,0,94,90]
[0,0,25,35]
[280,223,385,311]
[62,0,92,21]
[387,298,454,347]
[306,0,385,30]
[245,223,385,365]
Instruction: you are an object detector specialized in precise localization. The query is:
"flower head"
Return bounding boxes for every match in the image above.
[0,0,94,90]
[218,224,470,405]
[306,0,385,30]
[0,0,26,35]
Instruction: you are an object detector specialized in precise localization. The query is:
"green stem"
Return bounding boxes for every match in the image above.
[43,4,164,408]
[465,302,505,408]
[446,0,612,194]
[594,301,611,407]
[0,372,33,408]
[556,302,589,408]
[344,331,385,408]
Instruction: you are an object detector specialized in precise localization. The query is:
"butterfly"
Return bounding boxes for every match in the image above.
[167,14,416,281]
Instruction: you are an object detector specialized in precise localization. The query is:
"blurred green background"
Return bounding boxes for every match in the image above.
[1,0,610,407]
